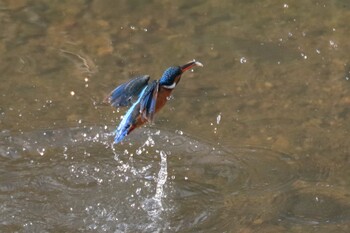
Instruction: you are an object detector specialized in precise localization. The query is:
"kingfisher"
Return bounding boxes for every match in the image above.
[105,60,203,144]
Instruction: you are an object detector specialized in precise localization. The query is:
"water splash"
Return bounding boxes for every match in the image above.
[142,150,168,231]
[154,150,168,206]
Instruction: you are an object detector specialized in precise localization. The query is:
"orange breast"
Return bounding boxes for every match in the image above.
[127,87,173,135]
[155,87,173,113]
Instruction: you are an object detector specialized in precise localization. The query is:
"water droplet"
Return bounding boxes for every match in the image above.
[143,136,155,147]
[37,148,46,156]
[240,57,247,63]
[136,148,142,155]
[329,40,338,49]
[216,113,222,124]
[175,130,183,135]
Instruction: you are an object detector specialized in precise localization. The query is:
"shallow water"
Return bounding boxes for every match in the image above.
[1,0,350,232]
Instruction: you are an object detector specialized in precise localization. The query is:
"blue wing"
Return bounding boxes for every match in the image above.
[112,78,159,144]
[114,86,148,144]
[105,75,150,107]
[140,81,159,123]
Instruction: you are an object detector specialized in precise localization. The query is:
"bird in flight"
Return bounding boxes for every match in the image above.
[105,60,203,144]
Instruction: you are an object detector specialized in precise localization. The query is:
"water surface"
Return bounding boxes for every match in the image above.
[1,0,350,232]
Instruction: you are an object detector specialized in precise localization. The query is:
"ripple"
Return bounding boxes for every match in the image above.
[161,146,298,231]
[274,181,350,225]
[126,129,300,231]
[0,126,301,232]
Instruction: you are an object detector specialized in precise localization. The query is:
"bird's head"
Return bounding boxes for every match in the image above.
[159,60,203,89]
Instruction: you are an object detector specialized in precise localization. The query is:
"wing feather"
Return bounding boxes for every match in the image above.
[140,81,159,122]
[105,75,150,107]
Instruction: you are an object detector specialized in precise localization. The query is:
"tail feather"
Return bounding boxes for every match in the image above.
[114,125,129,144]
[114,110,134,144]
